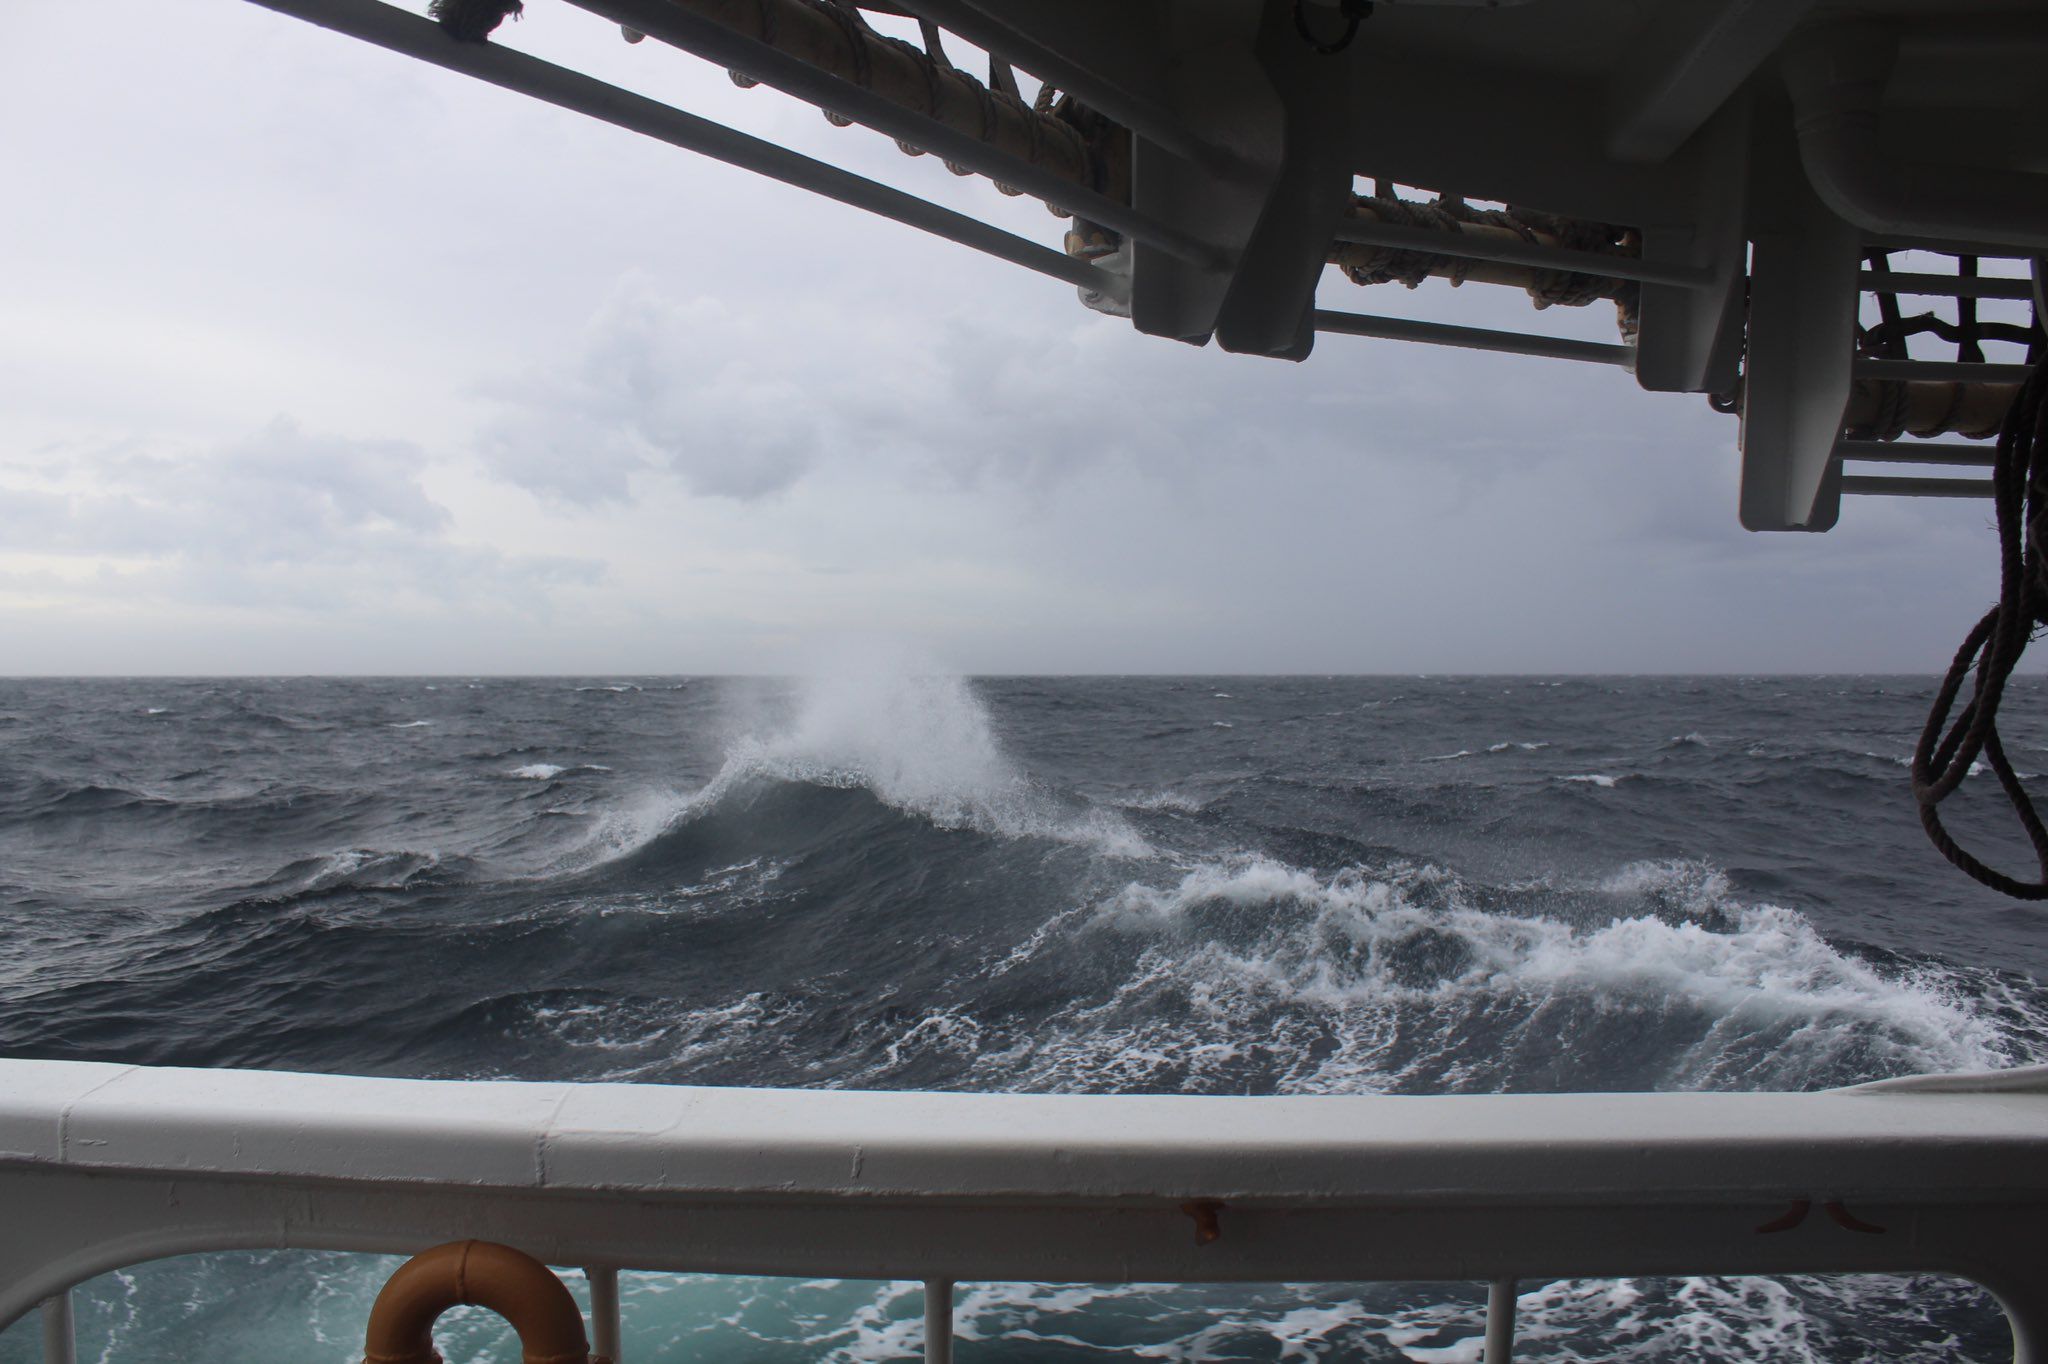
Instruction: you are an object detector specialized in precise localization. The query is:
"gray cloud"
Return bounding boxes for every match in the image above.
[479,288,821,503]
[0,0,2030,674]
[0,419,601,614]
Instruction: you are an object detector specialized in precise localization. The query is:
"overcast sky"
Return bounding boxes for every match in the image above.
[1,0,2028,674]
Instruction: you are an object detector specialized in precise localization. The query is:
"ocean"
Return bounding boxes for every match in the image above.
[4,672,2047,1362]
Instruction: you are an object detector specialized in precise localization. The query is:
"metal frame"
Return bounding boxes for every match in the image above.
[229,0,2041,528]
[1604,0,1817,164]
[1330,217,1711,290]
[1860,270,2037,301]
[892,0,1251,180]
[1837,439,1996,467]
[1313,309,1636,367]
[1854,358,2036,385]
[559,0,1227,271]
[1737,139,1862,533]
[247,0,1125,301]
[1841,474,1994,498]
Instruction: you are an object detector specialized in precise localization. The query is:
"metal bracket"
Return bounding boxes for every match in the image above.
[1129,1,1283,345]
[1211,0,1356,359]
[1738,131,1860,531]
[1634,98,1749,394]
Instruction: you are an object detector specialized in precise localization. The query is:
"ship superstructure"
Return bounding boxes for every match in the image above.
[248,0,2046,532]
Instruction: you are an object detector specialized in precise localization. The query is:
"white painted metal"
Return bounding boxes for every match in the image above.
[1738,155,1859,532]
[1315,309,1636,367]
[7,1061,2048,1359]
[38,1294,73,1364]
[586,1265,621,1362]
[1837,439,1996,468]
[1604,0,1816,164]
[1124,2,1279,346]
[1482,1277,1516,1363]
[923,1279,953,1364]
[1630,100,1748,395]
[1841,475,1995,499]
[1783,25,2048,252]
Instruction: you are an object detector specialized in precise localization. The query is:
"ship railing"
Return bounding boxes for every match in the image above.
[6,1059,2048,1364]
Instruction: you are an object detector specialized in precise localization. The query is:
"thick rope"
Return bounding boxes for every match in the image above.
[1913,359,2048,897]
[428,0,522,41]
[1293,0,1373,55]
[1335,194,1636,335]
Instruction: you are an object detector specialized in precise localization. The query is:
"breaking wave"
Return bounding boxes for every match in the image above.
[932,856,2026,1097]
[681,670,1150,857]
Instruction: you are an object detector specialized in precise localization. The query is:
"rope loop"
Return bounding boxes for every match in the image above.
[428,0,522,41]
[1915,359,2048,898]
[1292,0,1373,55]
[815,0,872,89]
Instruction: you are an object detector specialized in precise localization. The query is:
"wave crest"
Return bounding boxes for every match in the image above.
[696,670,1148,855]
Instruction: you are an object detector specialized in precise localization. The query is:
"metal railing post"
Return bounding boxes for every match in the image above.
[1483,1278,1517,1363]
[40,1292,75,1364]
[586,1266,621,1363]
[923,1279,954,1364]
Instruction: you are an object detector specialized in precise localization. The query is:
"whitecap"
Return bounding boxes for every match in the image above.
[1421,749,1476,762]
[389,720,432,729]
[1118,790,1203,813]
[1886,755,2029,779]
[1488,740,1550,752]
[509,763,566,780]
[1558,773,1619,787]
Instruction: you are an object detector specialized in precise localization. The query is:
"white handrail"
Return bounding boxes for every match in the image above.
[6,1060,2048,1360]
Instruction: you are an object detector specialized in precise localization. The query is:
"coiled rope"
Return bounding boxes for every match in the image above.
[1913,358,2048,896]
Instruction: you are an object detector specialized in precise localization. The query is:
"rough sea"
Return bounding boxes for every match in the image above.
[5,672,2048,1363]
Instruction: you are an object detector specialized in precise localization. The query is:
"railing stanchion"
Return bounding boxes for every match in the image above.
[1484,1277,1517,1363]
[924,1278,954,1364]
[586,1266,621,1362]
[40,1291,76,1364]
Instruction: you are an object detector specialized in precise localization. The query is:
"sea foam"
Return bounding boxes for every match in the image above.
[962,855,2025,1096]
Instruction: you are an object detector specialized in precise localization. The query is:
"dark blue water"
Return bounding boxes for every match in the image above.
[5,672,2047,1361]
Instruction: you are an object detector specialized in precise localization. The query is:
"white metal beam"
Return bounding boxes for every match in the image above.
[1738,149,1859,531]
[1605,0,1818,164]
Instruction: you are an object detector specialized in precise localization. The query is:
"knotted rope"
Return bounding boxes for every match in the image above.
[428,0,522,41]
[1914,359,2048,897]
